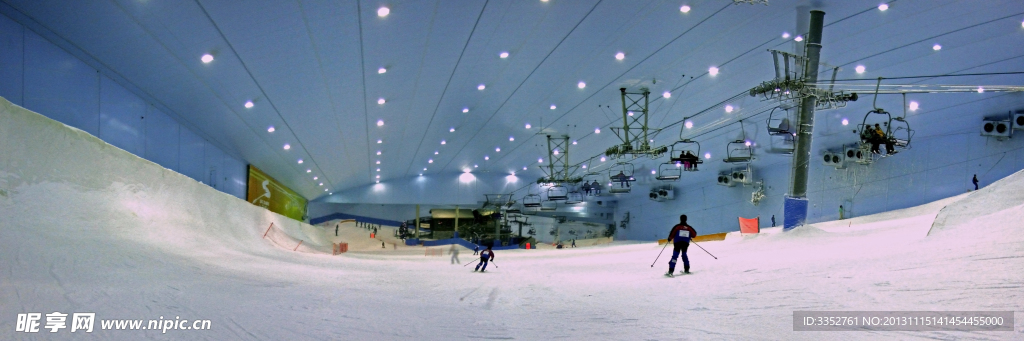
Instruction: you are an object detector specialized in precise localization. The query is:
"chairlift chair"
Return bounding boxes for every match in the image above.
[655,162,682,181]
[522,194,542,208]
[888,117,914,149]
[668,139,703,171]
[565,190,584,204]
[607,162,635,193]
[723,140,753,163]
[766,107,794,135]
[546,185,569,201]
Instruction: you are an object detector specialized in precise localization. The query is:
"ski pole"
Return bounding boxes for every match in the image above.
[463,259,480,267]
[691,241,717,259]
[490,261,498,269]
[650,241,670,267]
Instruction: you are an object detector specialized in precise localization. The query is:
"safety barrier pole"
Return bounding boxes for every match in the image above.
[262,223,275,239]
[293,240,303,251]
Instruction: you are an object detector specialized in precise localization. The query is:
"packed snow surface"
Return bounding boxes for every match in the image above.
[1,97,1022,340]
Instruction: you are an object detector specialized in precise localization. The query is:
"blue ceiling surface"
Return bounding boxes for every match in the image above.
[3,0,1022,199]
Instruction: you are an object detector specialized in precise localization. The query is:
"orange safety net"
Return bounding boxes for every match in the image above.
[738,216,759,234]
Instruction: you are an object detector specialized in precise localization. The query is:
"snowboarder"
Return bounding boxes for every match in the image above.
[473,245,479,255]
[665,214,697,277]
[449,244,460,264]
[474,246,494,272]
[973,174,979,190]
[771,215,776,227]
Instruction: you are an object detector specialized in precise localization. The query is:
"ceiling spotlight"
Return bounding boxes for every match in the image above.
[462,108,469,113]
[424,168,427,171]
[550,104,557,110]
[652,170,656,175]
[376,168,380,172]
[377,6,390,17]
[474,165,478,168]
[663,91,671,98]
[841,118,849,126]
[267,126,275,133]
[523,167,528,170]
[782,32,790,39]
[509,136,515,141]
[704,152,711,159]
[708,66,719,76]
[201,54,214,63]
[628,111,634,116]
[283,144,291,150]
[429,159,433,163]
[325,189,329,192]
[744,140,751,147]
[450,127,455,132]
[932,44,942,51]
[484,156,489,160]
[577,81,586,89]
[572,141,577,145]
[600,156,606,162]
[553,150,559,155]
[582,165,587,169]
[297,159,304,164]
[977,87,984,93]
[496,147,501,152]
[909,101,919,111]
[244,101,254,109]
[329,192,332,195]
[306,169,312,173]
[878,3,888,11]
[595,128,601,134]
[375,175,379,179]
[434,151,439,155]
[377,98,386,105]
[440,140,446,145]
[477,84,486,90]
[313,176,318,180]
[538,158,543,163]
[525,123,531,129]
[376,151,382,155]
[499,51,509,58]
[615,52,625,60]
[377,119,384,126]
[319,182,324,186]
[377,139,382,144]
[725,105,734,113]
[376,161,380,164]
[855,65,866,74]
[685,121,693,129]
[680,5,691,13]
[378,67,387,74]
[794,36,804,42]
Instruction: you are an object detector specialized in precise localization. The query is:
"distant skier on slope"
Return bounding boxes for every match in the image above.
[665,214,697,277]
[474,246,495,272]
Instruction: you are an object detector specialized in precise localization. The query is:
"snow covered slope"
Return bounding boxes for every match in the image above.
[2,96,1022,340]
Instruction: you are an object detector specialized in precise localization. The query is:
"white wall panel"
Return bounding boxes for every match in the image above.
[22,30,99,135]
[0,13,23,106]
[99,75,144,156]
[144,106,179,171]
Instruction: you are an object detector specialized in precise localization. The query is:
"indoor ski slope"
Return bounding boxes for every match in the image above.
[2,97,1023,340]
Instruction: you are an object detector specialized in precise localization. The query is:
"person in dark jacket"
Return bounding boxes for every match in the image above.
[665,215,697,277]
[474,246,494,272]
[973,174,979,190]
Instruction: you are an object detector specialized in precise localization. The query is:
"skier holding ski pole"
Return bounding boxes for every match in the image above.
[473,246,495,272]
[664,214,697,277]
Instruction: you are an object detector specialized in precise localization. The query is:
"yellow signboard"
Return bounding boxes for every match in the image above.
[247,165,307,221]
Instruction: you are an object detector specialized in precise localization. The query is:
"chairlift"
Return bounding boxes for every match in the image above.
[766,107,794,135]
[522,194,542,207]
[889,117,913,149]
[856,108,904,156]
[656,162,682,181]
[565,190,584,204]
[607,162,634,193]
[723,140,753,163]
[546,184,568,201]
[668,139,702,171]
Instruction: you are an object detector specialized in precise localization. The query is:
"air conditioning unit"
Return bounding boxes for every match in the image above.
[648,187,675,202]
[845,146,870,165]
[716,172,736,187]
[731,167,753,185]
[1013,112,1024,131]
[981,119,1012,138]
[822,151,845,168]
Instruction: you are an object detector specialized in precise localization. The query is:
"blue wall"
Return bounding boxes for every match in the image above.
[0,13,247,200]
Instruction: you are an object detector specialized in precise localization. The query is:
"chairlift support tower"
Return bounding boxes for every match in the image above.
[607,88,666,159]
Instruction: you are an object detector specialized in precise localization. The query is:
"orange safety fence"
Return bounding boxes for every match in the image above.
[333,243,348,255]
[739,216,759,234]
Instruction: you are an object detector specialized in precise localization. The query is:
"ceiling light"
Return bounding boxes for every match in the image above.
[306,169,311,173]
[201,54,214,63]
[283,144,291,150]
[932,44,942,51]
[418,174,422,176]
[509,136,515,141]
[267,126,275,133]
[474,165,478,168]
[329,192,332,195]
[685,121,693,129]
[319,182,324,186]
[600,156,606,162]
[377,119,384,126]
[615,52,625,60]
[376,151,382,155]
[477,84,486,90]
[523,167,527,170]
[297,159,304,164]
[663,91,671,98]
[725,105,734,113]
[977,87,984,93]
[462,108,469,113]
[440,140,446,145]
[376,168,380,172]
[744,140,752,147]
[313,176,318,180]
[572,140,577,145]
[377,6,390,17]
[484,156,489,160]
[377,139,382,144]
[325,189,328,192]
[652,170,656,175]
[550,104,557,110]
[496,147,501,152]
[499,51,509,58]
[378,98,386,105]
[782,32,790,39]
[424,168,427,171]
[450,127,455,132]
[244,101,254,109]
[378,67,387,74]
[909,101,919,111]
[841,118,849,126]
[553,150,559,155]
[582,165,587,169]
[463,168,472,173]
[878,3,888,11]
[595,127,601,134]
[577,81,586,89]
[538,158,543,163]
[855,65,866,74]
[429,159,433,163]
[525,123,531,129]
[375,161,380,164]
[704,152,711,159]
[628,111,634,116]
[680,5,691,13]
[794,36,804,42]
[434,151,439,155]
[375,175,379,179]
[708,66,719,76]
